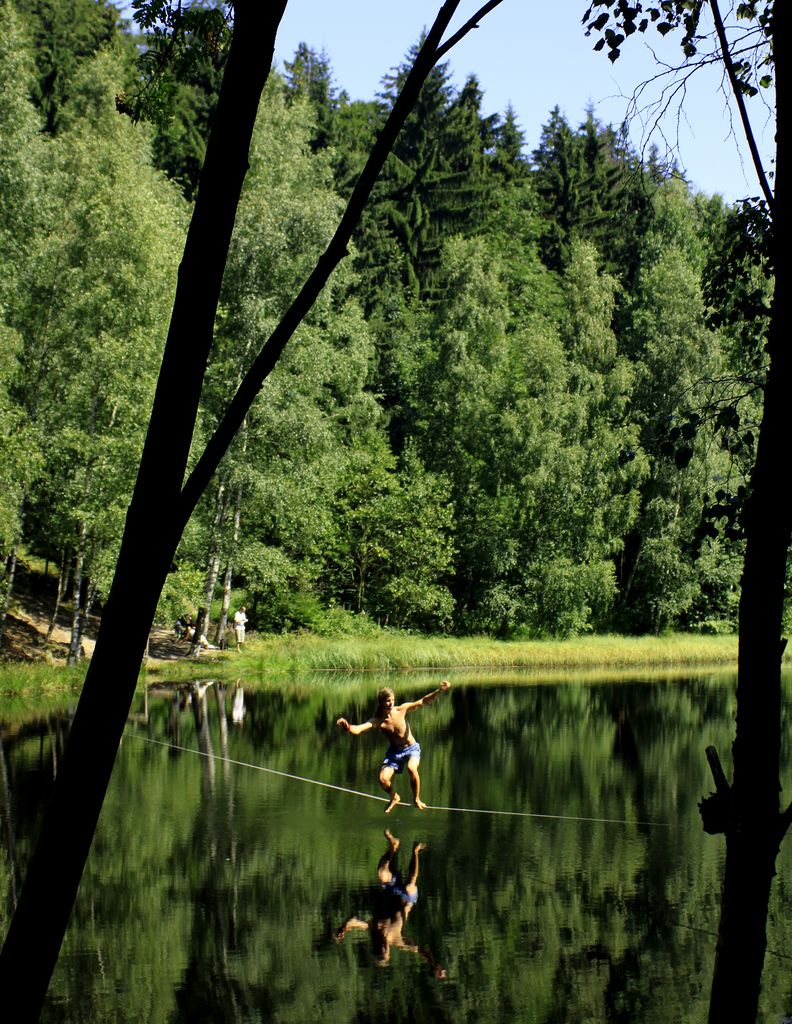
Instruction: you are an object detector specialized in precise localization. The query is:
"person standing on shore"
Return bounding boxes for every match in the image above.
[233,606,248,652]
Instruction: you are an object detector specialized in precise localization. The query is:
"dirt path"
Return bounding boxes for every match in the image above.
[1,593,208,665]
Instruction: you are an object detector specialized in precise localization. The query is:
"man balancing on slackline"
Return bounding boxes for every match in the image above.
[336,681,451,812]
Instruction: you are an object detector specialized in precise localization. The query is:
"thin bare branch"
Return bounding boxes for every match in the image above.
[710,0,774,207]
[435,0,506,60]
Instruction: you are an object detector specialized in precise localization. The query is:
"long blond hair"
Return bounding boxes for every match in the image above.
[377,687,395,711]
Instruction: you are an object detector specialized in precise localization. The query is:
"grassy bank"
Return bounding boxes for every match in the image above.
[0,631,747,697]
[0,662,86,699]
[140,630,742,682]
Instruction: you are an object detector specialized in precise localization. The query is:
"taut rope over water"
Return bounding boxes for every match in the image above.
[132,733,670,827]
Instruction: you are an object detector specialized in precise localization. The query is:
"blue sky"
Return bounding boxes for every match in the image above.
[273,0,775,204]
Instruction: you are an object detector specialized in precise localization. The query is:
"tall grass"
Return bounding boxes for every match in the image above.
[0,661,86,699]
[2,632,746,695]
[215,631,742,679]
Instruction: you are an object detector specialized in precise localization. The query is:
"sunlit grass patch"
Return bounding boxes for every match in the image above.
[0,661,85,699]
[3,631,746,694]
[234,631,740,678]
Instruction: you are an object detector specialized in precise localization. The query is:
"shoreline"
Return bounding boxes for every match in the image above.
[2,596,769,697]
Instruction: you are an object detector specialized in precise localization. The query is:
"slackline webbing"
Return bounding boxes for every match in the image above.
[131,733,670,828]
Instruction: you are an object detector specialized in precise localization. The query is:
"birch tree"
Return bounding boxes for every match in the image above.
[0,1,49,644]
[21,50,185,662]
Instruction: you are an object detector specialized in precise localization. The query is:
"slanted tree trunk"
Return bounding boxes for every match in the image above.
[0,8,290,1015]
[0,5,503,1019]
[704,7,791,1021]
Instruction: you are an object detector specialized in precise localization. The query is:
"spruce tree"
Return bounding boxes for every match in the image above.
[283,43,338,151]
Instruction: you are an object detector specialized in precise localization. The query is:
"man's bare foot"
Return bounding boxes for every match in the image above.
[384,829,400,849]
[385,793,401,814]
[413,841,428,852]
[414,799,427,811]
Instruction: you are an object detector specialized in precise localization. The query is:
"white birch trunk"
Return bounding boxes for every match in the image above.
[67,524,87,666]
[46,546,71,641]
[202,480,227,638]
[0,496,26,646]
[215,477,244,646]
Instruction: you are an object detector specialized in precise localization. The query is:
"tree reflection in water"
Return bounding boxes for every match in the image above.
[1,675,791,1023]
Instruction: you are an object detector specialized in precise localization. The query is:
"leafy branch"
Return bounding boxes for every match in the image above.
[582,1,774,204]
[118,1,232,124]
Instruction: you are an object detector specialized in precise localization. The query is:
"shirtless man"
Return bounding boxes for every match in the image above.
[336,681,451,812]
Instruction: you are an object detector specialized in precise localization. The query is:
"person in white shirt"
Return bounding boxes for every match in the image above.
[233,606,248,652]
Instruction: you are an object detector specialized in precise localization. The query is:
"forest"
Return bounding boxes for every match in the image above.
[0,0,776,658]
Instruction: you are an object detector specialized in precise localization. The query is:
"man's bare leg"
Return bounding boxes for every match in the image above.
[407,758,426,810]
[377,830,400,883]
[379,766,401,813]
[406,840,426,895]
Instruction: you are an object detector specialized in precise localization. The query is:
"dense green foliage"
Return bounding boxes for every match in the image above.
[0,1,775,653]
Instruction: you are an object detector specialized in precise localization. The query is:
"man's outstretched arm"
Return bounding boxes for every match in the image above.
[336,717,374,736]
[401,680,451,713]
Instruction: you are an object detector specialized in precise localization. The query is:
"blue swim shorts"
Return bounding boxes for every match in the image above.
[383,873,419,905]
[382,742,421,774]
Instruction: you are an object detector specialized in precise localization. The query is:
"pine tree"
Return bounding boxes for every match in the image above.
[283,43,338,150]
[491,104,529,181]
[531,106,657,282]
[370,45,498,299]
[14,0,125,132]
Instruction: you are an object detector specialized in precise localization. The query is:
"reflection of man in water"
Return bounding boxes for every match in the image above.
[334,830,445,976]
[336,681,451,812]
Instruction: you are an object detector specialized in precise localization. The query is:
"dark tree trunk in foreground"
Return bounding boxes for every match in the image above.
[0,4,289,1018]
[0,3,504,1018]
[704,6,792,1020]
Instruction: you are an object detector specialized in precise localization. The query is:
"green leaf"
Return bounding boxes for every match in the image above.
[681,421,697,440]
[674,445,694,469]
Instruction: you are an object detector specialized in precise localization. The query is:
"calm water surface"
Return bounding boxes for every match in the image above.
[1,672,791,1024]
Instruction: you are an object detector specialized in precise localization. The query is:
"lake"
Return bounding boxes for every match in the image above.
[1,671,791,1023]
